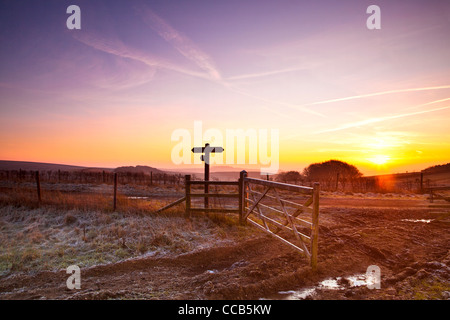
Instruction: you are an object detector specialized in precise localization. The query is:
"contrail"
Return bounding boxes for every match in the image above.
[315,105,450,134]
[225,84,325,117]
[227,66,306,81]
[406,97,450,110]
[305,85,450,106]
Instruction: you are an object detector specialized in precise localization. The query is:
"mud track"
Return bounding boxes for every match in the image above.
[1,205,449,300]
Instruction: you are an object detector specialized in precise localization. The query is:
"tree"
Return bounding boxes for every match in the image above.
[303,160,362,191]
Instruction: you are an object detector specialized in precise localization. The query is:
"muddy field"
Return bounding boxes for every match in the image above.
[0,184,449,300]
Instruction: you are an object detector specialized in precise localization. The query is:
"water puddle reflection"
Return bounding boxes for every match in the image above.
[267,273,376,300]
[401,219,432,223]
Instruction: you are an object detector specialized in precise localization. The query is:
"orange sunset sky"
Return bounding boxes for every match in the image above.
[1,0,449,176]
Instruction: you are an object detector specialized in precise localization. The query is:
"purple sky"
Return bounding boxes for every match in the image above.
[1,0,449,174]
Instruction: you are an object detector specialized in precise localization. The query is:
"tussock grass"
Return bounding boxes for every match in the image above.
[0,184,256,275]
[0,185,187,215]
[0,204,250,275]
[0,205,245,275]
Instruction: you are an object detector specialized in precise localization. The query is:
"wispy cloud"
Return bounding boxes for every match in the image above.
[315,105,450,134]
[73,32,209,80]
[135,5,222,81]
[133,5,328,118]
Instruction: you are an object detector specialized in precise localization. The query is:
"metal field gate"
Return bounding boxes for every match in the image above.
[239,171,320,270]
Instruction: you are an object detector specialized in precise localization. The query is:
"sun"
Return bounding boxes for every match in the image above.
[369,154,390,165]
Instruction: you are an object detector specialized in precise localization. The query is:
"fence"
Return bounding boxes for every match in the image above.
[174,171,320,269]
[184,175,241,215]
[11,171,122,208]
[427,186,450,203]
[2,169,321,269]
[0,169,183,186]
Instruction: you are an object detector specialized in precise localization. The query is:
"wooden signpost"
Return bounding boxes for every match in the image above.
[191,143,224,208]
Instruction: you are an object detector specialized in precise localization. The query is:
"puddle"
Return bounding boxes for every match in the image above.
[401,219,433,223]
[266,274,377,300]
[319,279,341,289]
[277,288,316,300]
[206,269,219,274]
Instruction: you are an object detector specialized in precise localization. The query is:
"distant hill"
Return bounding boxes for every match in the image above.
[166,166,258,174]
[0,160,88,172]
[164,166,265,180]
[0,161,171,175]
[0,161,165,175]
[423,163,450,174]
[114,165,164,175]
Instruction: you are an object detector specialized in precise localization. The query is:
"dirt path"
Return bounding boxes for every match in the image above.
[1,205,449,300]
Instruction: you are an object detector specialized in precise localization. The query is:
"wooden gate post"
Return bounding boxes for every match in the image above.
[311,182,320,271]
[185,175,191,217]
[239,170,247,225]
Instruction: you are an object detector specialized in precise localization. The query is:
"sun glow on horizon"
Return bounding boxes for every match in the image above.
[368,154,391,166]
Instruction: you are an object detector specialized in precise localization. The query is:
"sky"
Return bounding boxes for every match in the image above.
[0,0,449,175]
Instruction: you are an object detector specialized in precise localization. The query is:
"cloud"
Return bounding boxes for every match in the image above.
[135,5,328,118]
[73,6,329,118]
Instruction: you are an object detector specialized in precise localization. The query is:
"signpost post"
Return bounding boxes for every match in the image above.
[191,143,224,208]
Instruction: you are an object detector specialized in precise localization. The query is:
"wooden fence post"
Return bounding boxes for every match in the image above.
[113,173,118,211]
[185,175,191,217]
[311,182,320,271]
[239,170,247,225]
[35,171,42,204]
